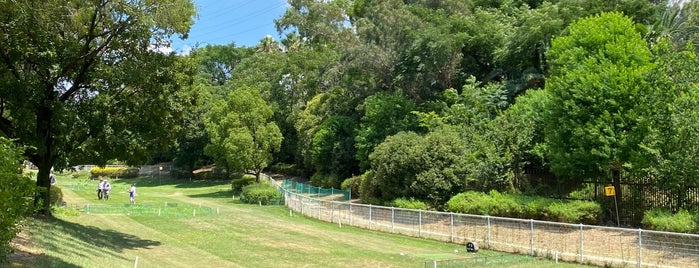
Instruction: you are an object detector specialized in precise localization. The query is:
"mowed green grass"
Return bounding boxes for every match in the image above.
[8,175,593,268]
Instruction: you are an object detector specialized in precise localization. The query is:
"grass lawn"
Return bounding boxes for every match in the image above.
[7,174,594,268]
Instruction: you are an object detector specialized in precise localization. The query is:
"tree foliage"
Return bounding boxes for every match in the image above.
[0,138,35,262]
[544,12,654,196]
[204,85,283,182]
[0,0,196,214]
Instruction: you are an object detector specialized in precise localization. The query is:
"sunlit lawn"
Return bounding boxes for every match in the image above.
[7,174,594,268]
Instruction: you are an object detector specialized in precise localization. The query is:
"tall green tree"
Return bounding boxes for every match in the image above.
[0,0,196,214]
[634,40,699,210]
[355,92,418,171]
[544,12,654,202]
[204,85,283,182]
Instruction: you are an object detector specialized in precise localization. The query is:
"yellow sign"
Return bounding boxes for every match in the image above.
[604,186,616,197]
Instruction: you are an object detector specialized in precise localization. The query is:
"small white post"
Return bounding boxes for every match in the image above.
[158,208,161,216]
[259,201,262,206]
[338,218,342,228]
[193,209,196,217]
[134,256,139,268]
[87,204,90,214]
[217,208,219,214]
[290,209,293,217]
[555,251,559,263]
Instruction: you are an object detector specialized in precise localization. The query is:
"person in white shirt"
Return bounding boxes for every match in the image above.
[103,180,111,200]
[97,178,105,200]
[129,184,136,204]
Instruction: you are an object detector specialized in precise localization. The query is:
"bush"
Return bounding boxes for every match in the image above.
[642,209,698,233]
[341,175,362,199]
[90,166,139,179]
[231,175,256,193]
[50,185,63,206]
[310,171,341,189]
[446,190,601,224]
[240,183,282,205]
[0,138,36,262]
[390,197,428,210]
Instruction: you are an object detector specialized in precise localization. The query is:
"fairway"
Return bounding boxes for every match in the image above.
[8,175,592,268]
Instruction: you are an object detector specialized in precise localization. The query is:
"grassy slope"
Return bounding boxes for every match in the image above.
[7,176,592,268]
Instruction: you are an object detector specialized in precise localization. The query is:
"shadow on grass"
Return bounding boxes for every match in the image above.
[7,251,82,268]
[7,217,161,267]
[41,217,160,256]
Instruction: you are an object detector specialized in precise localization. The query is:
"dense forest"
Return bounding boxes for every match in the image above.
[2,0,699,228]
[150,0,699,226]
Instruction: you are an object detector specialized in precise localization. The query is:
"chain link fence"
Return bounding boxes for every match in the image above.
[263,174,699,268]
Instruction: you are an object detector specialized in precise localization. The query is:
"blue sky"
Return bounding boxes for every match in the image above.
[169,0,289,54]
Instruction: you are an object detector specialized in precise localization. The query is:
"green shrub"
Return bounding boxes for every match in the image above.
[447,190,601,223]
[49,185,63,206]
[488,190,522,217]
[390,197,428,210]
[341,175,362,198]
[240,183,282,205]
[90,166,139,179]
[642,209,698,233]
[310,172,341,189]
[231,175,256,193]
[446,191,492,215]
[0,139,36,262]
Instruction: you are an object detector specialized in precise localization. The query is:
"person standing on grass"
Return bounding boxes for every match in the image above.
[97,178,105,200]
[103,180,111,200]
[129,183,136,204]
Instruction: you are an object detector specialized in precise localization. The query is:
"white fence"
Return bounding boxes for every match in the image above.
[264,175,699,268]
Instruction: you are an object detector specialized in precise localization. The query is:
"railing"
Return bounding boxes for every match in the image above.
[263,174,699,268]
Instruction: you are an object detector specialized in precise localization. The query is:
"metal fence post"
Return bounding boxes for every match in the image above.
[530,219,534,256]
[487,215,491,247]
[638,229,642,268]
[450,213,454,243]
[391,207,395,233]
[579,223,584,264]
[419,210,422,238]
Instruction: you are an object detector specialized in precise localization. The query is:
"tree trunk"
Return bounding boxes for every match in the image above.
[34,163,52,216]
[32,95,57,216]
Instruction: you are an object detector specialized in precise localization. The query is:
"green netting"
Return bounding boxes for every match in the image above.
[281,180,351,201]
[82,202,215,217]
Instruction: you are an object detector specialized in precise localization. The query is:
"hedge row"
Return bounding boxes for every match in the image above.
[240,183,282,205]
[231,175,256,193]
[446,190,602,224]
[90,166,139,179]
[642,209,699,233]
